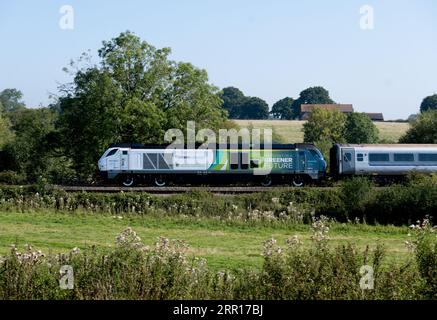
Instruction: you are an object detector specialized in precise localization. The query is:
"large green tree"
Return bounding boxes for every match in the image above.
[400,110,437,143]
[420,94,437,113]
[271,97,294,119]
[239,97,269,120]
[0,89,26,113]
[344,113,379,144]
[292,86,335,119]
[58,31,227,178]
[219,87,246,119]
[303,108,346,143]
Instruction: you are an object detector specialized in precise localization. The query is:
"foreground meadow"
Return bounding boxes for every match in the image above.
[0,213,434,300]
[0,211,411,270]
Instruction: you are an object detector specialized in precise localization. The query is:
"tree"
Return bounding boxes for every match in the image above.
[3,108,57,178]
[0,112,13,149]
[219,87,246,119]
[58,31,227,178]
[239,97,269,120]
[303,108,346,143]
[400,110,437,143]
[292,86,335,119]
[407,114,418,123]
[0,88,26,113]
[271,97,294,119]
[420,94,437,113]
[344,113,379,144]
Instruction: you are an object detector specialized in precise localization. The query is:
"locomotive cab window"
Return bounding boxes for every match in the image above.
[394,153,414,162]
[106,149,118,157]
[309,150,321,159]
[122,151,128,155]
[357,153,364,162]
[369,153,389,162]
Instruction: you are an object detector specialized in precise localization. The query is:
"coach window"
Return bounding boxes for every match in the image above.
[106,149,118,157]
[343,153,352,162]
[369,153,389,162]
[394,153,414,162]
[419,154,437,162]
[357,153,364,162]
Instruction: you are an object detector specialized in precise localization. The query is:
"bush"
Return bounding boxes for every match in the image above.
[0,171,25,184]
[340,177,375,222]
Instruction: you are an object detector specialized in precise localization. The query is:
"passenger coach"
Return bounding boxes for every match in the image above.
[331,144,437,176]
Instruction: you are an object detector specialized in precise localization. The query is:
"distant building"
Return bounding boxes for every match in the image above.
[364,113,384,122]
[299,104,354,120]
[299,104,384,122]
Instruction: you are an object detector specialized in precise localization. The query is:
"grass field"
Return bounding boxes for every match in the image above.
[234,120,410,143]
[0,211,411,271]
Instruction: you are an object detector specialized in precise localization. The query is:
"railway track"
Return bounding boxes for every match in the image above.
[55,185,324,195]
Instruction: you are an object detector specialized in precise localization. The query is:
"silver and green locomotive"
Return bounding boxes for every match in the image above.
[98,143,327,187]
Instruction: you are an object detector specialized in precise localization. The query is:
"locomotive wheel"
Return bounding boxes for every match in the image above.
[292,176,305,187]
[260,176,273,187]
[122,175,135,187]
[154,176,166,187]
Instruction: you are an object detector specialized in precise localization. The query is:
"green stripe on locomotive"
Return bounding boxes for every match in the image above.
[208,149,321,173]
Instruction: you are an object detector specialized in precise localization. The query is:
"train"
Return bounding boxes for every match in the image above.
[97,143,437,187]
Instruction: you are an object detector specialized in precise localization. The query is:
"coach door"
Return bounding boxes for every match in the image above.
[341,148,355,174]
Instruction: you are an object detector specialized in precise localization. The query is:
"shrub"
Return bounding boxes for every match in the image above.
[0,171,26,184]
[340,177,375,222]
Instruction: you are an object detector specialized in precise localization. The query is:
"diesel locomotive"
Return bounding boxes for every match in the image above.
[98,143,327,187]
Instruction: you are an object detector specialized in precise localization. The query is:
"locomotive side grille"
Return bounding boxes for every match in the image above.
[143,153,173,170]
[143,153,157,169]
[158,153,171,169]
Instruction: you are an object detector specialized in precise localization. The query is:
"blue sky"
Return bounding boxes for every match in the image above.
[0,0,436,119]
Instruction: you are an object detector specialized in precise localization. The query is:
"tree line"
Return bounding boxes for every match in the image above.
[0,31,437,183]
[221,86,335,120]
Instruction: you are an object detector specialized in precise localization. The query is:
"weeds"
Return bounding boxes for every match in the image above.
[0,180,435,225]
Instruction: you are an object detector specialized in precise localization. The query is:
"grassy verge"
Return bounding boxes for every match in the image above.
[0,211,411,271]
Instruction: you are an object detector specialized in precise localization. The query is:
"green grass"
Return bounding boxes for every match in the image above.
[0,211,411,271]
[234,120,410,143]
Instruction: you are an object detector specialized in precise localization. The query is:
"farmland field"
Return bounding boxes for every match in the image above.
[0,211,411,271]
[234,120,410,143]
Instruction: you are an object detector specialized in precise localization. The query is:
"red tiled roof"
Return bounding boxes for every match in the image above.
[300,104,354,112]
